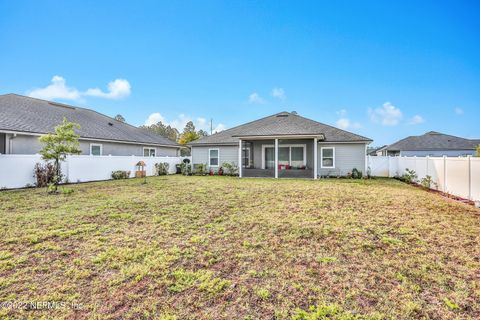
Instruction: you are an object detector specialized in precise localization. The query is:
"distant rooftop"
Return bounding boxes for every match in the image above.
[386,131,479,151]
[0,94,180,147]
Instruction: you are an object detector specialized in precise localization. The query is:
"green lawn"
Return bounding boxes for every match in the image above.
[0,176,479,319]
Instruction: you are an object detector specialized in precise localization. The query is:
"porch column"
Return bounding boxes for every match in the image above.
[274,138,279,178]
[238,139,242,178]
[313,137,318,179]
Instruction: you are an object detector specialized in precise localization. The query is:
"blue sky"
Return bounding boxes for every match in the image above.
[0,1,479,145]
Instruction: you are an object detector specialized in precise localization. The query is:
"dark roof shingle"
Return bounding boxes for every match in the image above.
[189,112,372,145]
[386,131,479,151]
[0,94,180,147]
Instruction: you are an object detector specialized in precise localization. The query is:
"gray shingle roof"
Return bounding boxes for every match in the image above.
[189,112,372,145]
[386,131,479,151]
[0,94,180,147]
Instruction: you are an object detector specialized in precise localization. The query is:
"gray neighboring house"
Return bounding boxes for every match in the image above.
[188,111,372,179]
[380,131,480,157]
[0,94,181,156]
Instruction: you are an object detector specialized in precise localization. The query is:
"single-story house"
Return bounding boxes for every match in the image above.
[0,94,181,156]
[188,111,372,179]
[380,131,480,157]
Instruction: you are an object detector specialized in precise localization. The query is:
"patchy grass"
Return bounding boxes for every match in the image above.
[0,176,479,319]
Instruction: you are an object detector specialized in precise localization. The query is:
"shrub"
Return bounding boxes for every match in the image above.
[194,163,207,175]
[401,168,418,183]
[222,162,238,176]
[155,162,170,176]
[33,162,58,187]
[180,162,192,176]
[420,175,434,189]
[351,168,363,179]
[111,170,130,180]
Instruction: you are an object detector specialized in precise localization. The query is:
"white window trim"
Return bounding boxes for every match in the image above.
[90,143,103,156]
[320,147,335,168]
[209,148,220,167]
[143,147,157,157]
[261,144,307,169]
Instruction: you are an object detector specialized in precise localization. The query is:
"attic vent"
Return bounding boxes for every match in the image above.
[108,122,114,126]
[48,101,75,109]
[276,114,289,118]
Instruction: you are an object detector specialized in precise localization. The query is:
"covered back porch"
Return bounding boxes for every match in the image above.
[237,135,324,179]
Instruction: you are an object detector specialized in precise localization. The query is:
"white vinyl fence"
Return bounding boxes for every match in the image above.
[0,155,189,189]
[368,155,480,202]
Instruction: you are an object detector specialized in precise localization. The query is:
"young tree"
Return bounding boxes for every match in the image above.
[39,118,82,192]
[476,145,480,157]
[114,114,126,122]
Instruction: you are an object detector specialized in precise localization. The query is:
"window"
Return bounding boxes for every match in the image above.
[242,147,251,167]
[262,144,306,169]
[209,149,219,167]
[321,147,335,168]
[143,147,156,157]
[90,143,102,156]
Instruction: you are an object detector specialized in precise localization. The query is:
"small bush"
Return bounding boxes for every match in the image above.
[33,162,57,187]
[420,175,435,189]
[401,168,418,183]
[111,170,130,180]
[351,168,363,179]
[194,163,208,175]
[222,162,238,176]
[180,162,192,176]
[155,162,170,176]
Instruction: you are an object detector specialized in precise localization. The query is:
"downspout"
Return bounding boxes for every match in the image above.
[9,133,17,154]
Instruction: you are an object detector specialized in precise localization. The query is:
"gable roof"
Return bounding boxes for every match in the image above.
[386,131,479,151]
[189,111,372,145]
[0,94,180,147]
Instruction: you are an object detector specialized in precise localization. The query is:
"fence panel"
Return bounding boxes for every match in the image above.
[0,155,188,189]
[368,156,479,202]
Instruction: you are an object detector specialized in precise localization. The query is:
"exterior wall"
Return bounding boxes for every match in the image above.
[399,149,475,157]
[2,133,178,156]
[317,143,367,176]
[191,145,239,171]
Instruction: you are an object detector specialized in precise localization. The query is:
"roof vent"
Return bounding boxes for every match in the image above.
[108,122,114,126]
[291,111,298,115]
[276,113,289,118]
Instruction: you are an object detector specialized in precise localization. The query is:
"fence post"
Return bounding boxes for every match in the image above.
[468,155,472,200]
[443,155,447,193]
[426,156,429,178]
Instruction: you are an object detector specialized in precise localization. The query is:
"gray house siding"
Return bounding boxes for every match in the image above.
[317,143,366,176]
[3,133,178,156]
[191,145,239,171]
[400,150,475,157]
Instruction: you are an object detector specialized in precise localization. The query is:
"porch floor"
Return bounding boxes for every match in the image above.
[242,168,314,179]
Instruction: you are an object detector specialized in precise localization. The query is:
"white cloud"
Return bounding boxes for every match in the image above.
[271,87,286,101]
[409,115,425,125]
[248,92,266,104]
[336,118,362,130]
[145,112,166,126]
[27,76,131,101]
[84,79,131,99]
[144,113,226,134]
[28,76,81,101]
[368,102,403,126]
[454,107,464,115]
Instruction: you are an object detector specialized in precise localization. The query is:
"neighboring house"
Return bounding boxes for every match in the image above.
[0,94,181,156]
[382,131,480,157]
[367,145,387,156]
[188,111,372,179]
